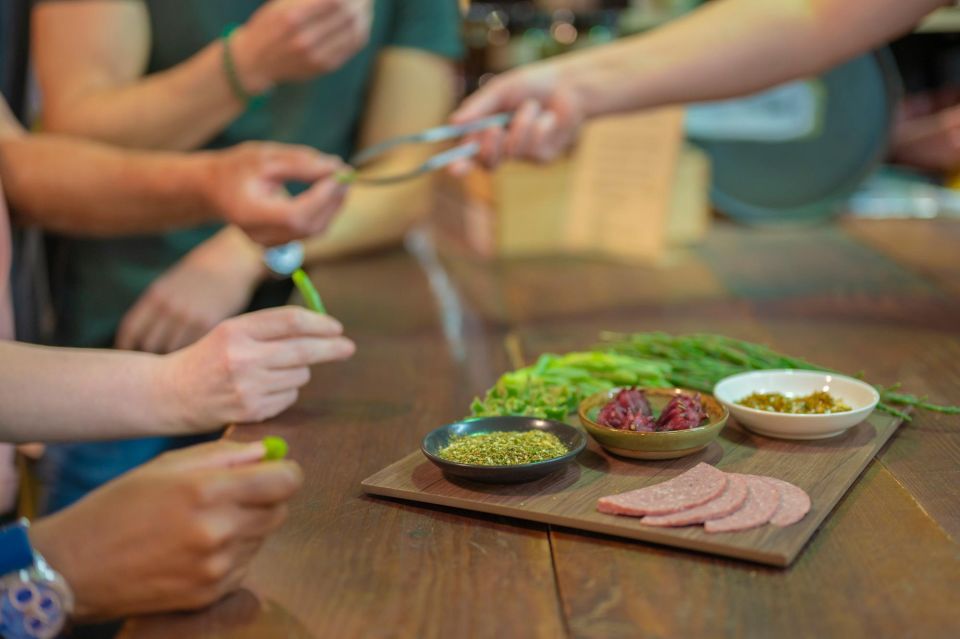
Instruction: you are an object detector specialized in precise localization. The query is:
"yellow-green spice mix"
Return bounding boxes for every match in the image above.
[737,390,852,414]
[438,430,568,466]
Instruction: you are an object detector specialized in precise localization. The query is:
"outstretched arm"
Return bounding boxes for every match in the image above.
[452,0,947,169]
[0,103,346,245]
[0,307,354,443]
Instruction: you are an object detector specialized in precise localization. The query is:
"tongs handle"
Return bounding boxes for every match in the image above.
[350,112,513,167]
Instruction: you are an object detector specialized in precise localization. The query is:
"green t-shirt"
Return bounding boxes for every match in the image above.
[52,0,462,347]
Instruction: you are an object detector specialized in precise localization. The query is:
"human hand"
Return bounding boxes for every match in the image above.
[159,306,354,429]
[232,0,373,94]
[116,228,265,354]
[448,62,586,175]
[29,440,303,620]
[200,142,349,246]
[891,91,960,172]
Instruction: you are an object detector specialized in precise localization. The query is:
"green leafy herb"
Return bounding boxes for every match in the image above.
[599,332,960,421]
[469,333,959,422]
[470,351,670,419]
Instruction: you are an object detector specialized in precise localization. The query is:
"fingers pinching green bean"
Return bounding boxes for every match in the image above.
[292,269,326,314]
[263,436,289,461]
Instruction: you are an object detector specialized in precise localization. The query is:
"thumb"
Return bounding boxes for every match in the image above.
[289,177,347,229]
[451,78,515,124]
[160,440,267,473]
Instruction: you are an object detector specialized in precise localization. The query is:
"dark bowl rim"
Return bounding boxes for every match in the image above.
[578,387,729,437]
[420,416,587,471]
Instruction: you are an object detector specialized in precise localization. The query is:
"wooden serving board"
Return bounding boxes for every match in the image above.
[362,411,903,567]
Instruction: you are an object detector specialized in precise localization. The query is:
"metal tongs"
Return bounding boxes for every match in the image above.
[264,112,513,275]
[342,112,513,185]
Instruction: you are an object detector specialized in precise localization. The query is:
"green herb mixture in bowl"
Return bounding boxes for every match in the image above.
[421,416,586,484]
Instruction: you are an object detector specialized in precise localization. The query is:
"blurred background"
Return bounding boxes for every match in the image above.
[443,0,960,263]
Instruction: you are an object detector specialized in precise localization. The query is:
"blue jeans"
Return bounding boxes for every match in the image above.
[39,434,218,514]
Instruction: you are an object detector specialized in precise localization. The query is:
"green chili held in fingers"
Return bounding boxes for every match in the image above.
[335,169,357,185]
[292,268,326,314]
[262,436,289,461]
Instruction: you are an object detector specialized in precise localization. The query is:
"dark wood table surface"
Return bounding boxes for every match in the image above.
[121,211,960,639]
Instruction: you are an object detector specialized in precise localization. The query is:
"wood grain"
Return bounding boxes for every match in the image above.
[118,211,960,638]
[550,463,960,639]
[760,319,960,541]
[843,218,960,297]
[123,248,566,639]
[362,411,902,567]
[517,309,960,637]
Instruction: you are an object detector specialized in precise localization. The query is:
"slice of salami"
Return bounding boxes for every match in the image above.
[761,477,811,527]
[704,474,780,533]
[640,473,749,527]
[597,463,728,517]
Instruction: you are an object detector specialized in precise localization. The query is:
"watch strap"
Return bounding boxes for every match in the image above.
[0,520,34,575]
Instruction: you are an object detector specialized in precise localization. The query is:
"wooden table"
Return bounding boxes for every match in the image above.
[121,213,960,639]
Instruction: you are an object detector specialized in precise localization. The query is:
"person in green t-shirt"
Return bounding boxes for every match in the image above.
[31,0,463,511]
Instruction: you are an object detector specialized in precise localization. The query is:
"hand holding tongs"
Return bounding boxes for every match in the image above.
[264,112,513,276]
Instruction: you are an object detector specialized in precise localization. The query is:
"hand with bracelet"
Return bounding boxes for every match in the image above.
[224,0,374,103]
[34,0,374,151]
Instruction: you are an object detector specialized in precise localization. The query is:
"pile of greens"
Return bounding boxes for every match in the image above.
[600,332,959,421]
[470,352,670,420]
[470,332,960,421]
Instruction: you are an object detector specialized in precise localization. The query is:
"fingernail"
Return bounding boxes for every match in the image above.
[322,316,343,333]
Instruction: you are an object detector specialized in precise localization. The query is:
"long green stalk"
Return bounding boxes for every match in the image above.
[599,332,960,420]
[292,268,326,314]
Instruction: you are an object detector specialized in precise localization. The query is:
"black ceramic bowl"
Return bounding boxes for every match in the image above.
[421,416,586,484]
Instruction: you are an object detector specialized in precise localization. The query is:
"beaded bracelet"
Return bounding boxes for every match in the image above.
[221,23,268,110]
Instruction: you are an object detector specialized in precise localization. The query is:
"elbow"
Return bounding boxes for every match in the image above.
[39,102,86,137]
[39,96,117,144]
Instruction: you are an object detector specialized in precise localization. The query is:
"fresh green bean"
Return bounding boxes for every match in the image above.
[292,268,326,314]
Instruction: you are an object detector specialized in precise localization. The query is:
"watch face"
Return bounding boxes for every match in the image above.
[263,241,305,276]
[0,575,68,639]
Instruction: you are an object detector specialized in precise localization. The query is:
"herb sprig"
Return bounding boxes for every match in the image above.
[600,332,960,421]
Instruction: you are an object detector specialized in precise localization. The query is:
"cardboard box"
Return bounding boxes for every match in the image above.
[455,108,710,264]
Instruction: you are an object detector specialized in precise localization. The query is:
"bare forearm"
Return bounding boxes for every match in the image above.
[41,41,242,151]
[564,0,946,117]
[0,342,183,443]
[303,181,432,260]
[304,48,454,259]
[0,99,26,138]
[0,135,217,235]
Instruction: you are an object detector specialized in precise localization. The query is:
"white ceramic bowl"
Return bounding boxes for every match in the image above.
[713,370,879,440]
